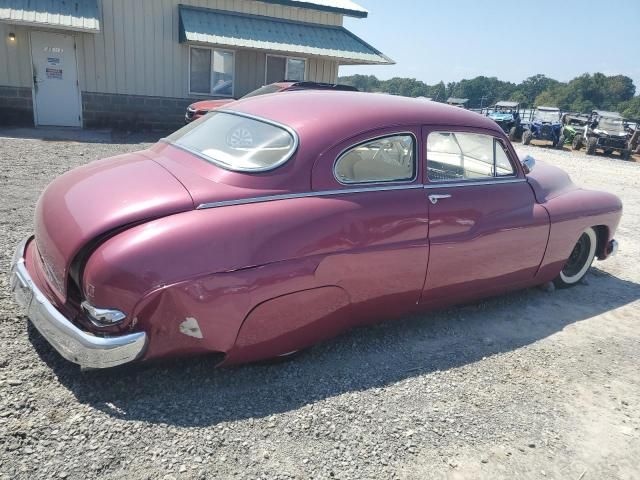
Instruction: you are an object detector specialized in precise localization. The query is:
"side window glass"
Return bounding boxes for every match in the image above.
[495,140,515,176]
[334,134,415,184]
[427,132,514,181]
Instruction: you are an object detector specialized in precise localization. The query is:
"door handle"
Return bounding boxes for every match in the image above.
[428,193,452,204]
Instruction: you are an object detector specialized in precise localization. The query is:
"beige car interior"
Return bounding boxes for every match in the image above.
[335,135,415,183]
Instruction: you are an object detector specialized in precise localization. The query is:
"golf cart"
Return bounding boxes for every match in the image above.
[487,101,524,141]
[572,110,632,159]
[521,106,564,148]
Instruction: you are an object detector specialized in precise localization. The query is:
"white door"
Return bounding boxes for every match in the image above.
[30,31,81,127]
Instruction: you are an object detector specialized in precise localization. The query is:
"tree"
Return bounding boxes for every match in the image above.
[619,97,640,120]
[336,72,637,113]
[511,74,560,106]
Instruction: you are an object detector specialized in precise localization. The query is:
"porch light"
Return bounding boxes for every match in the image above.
[8,32,16,42]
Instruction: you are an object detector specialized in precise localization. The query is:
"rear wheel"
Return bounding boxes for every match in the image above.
[522,130,532,145]
[572,133,583,150]
[556,135,565,149]
[553,228,597,288]
[586,137,597,155]
[621,149,631,160]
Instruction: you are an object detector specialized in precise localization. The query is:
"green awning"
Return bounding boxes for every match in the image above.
[0,0,99,32]
[179,5,393,65]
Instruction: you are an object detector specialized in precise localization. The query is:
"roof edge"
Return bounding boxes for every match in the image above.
[0,18,100,32]
[178,5,392,65]
[260,0,368,18]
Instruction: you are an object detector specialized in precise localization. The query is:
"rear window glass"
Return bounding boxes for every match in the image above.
[166,112,297,172]
[334,134,415,184]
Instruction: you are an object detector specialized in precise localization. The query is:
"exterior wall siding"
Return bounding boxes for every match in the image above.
[80,0,342,98]
[0,23,32,87]
[0,0,342,129]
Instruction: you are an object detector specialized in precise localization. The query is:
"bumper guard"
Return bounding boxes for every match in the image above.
[10,236,146,369]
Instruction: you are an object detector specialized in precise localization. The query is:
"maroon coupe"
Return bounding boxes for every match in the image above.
[11,91,621,369]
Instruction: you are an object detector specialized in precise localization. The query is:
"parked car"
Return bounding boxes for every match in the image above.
[572,110,632,159]
[487,101,524,141]
[10,92,622,369]
[185,81,358,123]
[521,106,564,148]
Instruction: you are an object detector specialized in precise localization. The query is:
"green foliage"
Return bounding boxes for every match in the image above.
[338,72,637,115]
[619,97,640,120]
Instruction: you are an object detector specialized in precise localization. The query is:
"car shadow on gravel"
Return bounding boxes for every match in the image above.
[28,268,640,427]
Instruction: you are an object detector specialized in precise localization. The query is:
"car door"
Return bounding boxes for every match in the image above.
[420,126,549,306]
[310,127,429,324]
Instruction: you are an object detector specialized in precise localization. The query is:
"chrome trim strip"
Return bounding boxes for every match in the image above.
[163,109,300,174]
[332,132,418,185]
[197,184,424,209]
[423,178,526,189]
[10,236,147,369]
[197,178,527,210]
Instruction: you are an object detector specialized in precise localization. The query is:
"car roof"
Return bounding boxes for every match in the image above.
[283,81,358,92]
[227,91,503,143]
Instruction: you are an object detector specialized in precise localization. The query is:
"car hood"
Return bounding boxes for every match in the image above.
[189,98,235,112]
[34,153,195,301]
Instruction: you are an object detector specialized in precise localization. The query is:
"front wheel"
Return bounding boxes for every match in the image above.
[522,130,532,145]
[572,134,583,150]
[553,227,597,288]
[509,126,518,141]
[586,137,597,155]
[556,135,565,149]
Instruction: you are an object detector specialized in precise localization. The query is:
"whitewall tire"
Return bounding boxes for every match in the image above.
[554,227,597,288]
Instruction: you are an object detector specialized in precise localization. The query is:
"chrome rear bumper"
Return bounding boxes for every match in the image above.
[10,236,146,369]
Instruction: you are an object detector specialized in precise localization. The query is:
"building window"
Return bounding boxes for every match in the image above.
[266,55,306,84]
[189,46,234,96]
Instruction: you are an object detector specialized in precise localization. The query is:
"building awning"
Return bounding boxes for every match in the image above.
[0,0,100,32]
[266,0,368,18]
[179,6,393,65]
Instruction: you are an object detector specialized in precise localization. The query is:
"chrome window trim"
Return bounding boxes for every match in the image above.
[332,132,418,185]
[163,110,300,173]
[196,178,528,210]
[197,184,424,210]
[423,178,526,189]
[425,131,519,183]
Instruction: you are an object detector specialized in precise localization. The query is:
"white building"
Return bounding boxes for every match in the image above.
[0,0,391,129]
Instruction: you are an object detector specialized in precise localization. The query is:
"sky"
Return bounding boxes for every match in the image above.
[340,0,640,91]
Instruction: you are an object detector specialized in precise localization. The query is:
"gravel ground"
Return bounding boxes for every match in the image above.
[0,131,639,480]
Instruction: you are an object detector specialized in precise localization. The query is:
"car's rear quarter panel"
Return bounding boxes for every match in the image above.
[83,188,429,362]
